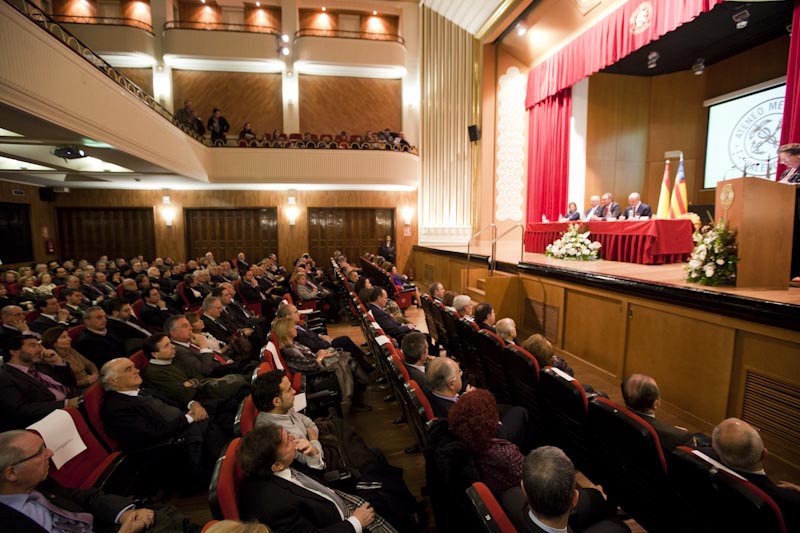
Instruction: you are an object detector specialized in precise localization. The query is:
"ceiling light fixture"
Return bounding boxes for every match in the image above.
[281,34,289,43]
[516,24,527,37]
[52,146,86,160]
[255,1,260,6]
[692,57,705,76]
[321,6,326,12]
[372,10,377,15]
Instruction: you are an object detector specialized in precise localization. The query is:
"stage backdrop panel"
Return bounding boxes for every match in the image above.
[298,75,402,136]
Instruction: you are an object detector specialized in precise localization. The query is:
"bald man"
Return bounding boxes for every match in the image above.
[622,192,652,219]
[712,418,800,531]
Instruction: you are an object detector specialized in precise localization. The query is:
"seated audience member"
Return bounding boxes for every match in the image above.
[62,288,88,323]
[384,299,410,325]
[273,317,369,411]
[448,388,524,495]
[354,276,373,302]
[252,371,325,470]
[238,424,396,533]
[213,285,268,347]
[36,272,57,296]
[99,357,226,481]
[452,295,474,318]
[181,274,205,308]
[401,331,432,391]
[621,373,708,450]
[442,291,457,310]
[276,304,373,375]
[0,430,199,532]
[75,307,127,368]
[712,418,800,531]
[502,446,630,533]
[41,326,99,391]
[426,357,528,450]
[120,278,141,304]
[239,122,256,142]
[294,271,340,322]
[104,297,150,352]
[79,271,106,305]
[0,335,79,430]
[622,192,652,220]
[474,303,497,333]
[186,311,229,354]
[165,315,237,377]
[93,271,117,298]
[522,334,573,376]
[201,296,235,345]
[384,262,420,304]
[0,285,21,312]
[140,286,174,332]
[496,318,517,344]
[30,296,73,334]
[239,268,280,319]
[428,281,445,303]
[366,287,416,344]
[0,306,39,348]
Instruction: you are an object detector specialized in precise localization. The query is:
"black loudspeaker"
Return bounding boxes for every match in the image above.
[39,187,56,202]
[468,124,481,142]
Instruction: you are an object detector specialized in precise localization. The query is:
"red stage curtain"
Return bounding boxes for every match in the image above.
[526,89,571,225]
[778,0,800,179]
[525,0,725,108]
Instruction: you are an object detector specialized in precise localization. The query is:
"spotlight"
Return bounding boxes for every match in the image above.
[692,58,705,76]
[255,1,260,6]
[372,10,377,15]
[516,24,527,37]
[321,6,326,12]
[281,34,289,43]
[280,46,290,56]
[732,8,749,30]
[200,0,205,4]
[52,146,86,160]
[647,50,659,69]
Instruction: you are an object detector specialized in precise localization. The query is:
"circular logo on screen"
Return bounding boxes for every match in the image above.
[728,97,783,176]
[629,2,653,34]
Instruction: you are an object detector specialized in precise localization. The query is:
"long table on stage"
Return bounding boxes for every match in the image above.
[524,219,694,265]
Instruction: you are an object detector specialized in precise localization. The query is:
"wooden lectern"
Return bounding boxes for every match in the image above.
[715,177,795,289]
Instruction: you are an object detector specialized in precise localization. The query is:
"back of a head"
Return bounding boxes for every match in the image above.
[427,357,455,393]
[712,417,764,471]
[620,373,659,411]
[448,388,499,454]
[523,446,576,519]
[495,318,515,342]
[452,295,471,313]
[401,331,428,364]
[368,286,384,303]
[442,291,456,307]
[521,334,553,369]
[474,303,493,324]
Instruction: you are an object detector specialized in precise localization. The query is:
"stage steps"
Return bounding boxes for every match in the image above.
[465,271,521,321]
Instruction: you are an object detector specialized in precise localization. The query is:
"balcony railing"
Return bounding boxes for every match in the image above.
[5,0,203,142]
[164,20,279,35]
[47,14,153,33]
[295,28,404,44]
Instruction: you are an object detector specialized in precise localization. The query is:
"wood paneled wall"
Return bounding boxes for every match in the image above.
[587,37,790,213]
[299,10,338,31]
[0,182,57,266]
[360,15,399,36]
[243,5,280,30]
[586,73,651,207]
[121,0,151,27]
[298,75,401,135]
[51,0,97,17]
[117,67,153,96]
[178,2,221,23]
[171,70,283,136]
[185,208,278,261]
[307,208,394,265]
[43,188,417,272]
[57,207,156,260]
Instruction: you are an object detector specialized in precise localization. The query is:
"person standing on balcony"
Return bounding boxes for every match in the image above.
[207,108,230,145]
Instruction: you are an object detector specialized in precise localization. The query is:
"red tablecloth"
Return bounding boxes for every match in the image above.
[524,220,695,265]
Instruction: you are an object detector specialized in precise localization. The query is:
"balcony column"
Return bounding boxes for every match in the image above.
[151,0,173,111]
[281,0,299,133]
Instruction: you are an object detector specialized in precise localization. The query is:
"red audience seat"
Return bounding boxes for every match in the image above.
[80,382,120,451]
[466,481,517,533]
[67,325,86,348]
[53,285,63,301]
[234,395,258,436]
[475,329,510,404]
[131,298,144,319]
[129,350,148,372]
[25,310,41,323]
[233,280,262,316]
[209,438,244,520]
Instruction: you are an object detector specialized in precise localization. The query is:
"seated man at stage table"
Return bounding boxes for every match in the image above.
[583,195,602,221]
[711,417,800,532]
[596,192,621,220]
[0,430,199,532]
[502,446,630,533]
[622,192,652,220]
[621,373,708,450]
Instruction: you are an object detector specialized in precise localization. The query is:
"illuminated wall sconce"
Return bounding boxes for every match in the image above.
[401,207,414,225]
[161,195,175,227]
[286,196,299,226]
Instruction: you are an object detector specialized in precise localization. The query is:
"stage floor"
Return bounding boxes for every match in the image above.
[421,240,800,307]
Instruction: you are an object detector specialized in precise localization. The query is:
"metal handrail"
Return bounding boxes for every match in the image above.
[491,223,525,275]
[295,28,405,44]
[465,224,496,290]
[164,20,279,35]
[48,14,153,33]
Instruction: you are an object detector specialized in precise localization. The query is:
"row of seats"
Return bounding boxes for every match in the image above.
[358,256,417,311]
[211,137,417,153]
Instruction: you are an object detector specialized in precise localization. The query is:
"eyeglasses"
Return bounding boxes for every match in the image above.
[8,445,47,467]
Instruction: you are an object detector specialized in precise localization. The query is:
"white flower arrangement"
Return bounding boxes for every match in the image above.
[545,224,602,261]
[685,219,739,286]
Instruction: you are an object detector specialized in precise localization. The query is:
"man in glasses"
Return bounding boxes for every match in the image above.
[0,430,198,532]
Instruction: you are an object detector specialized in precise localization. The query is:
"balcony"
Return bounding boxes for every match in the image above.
[163,21,284,72]
[42,15,156,68]
[293,29,406,79]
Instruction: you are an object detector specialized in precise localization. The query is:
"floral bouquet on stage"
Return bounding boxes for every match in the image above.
[545,224,602,261]
[685,219,739,286]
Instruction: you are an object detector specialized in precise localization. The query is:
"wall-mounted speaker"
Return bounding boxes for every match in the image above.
[39,187,56,202]
[468,124,481,142]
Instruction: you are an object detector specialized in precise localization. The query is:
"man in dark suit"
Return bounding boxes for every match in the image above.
[583,195,602,221]
[75,307,127,368]
[474,302,497,333]
[62,288,88,324]
[140,287,174,332]
[99,357,226,482]
[712,417,800,532]
[0,335,79,431]
[622,192,653,219]
[366,287,416,344]
[104,298,149,354]
[501,446,629,533]
[597,192,622,219]
[0,306,40,359]
[0,430,196,532]
[238,424,393,533]
[29,296,72,334]
[200,296,233,344]
[400,331,432,391]
[621,373,699,450]
[166,315,238,377]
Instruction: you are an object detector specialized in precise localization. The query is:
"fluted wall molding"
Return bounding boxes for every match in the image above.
[419,6,475,245]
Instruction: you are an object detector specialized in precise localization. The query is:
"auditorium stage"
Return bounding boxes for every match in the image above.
[414,240,800,331]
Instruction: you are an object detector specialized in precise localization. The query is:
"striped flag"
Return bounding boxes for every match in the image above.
[656,160,671,219]
[669,159,688,219]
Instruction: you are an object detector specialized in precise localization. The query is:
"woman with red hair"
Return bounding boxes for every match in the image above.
[448,388,524,495]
